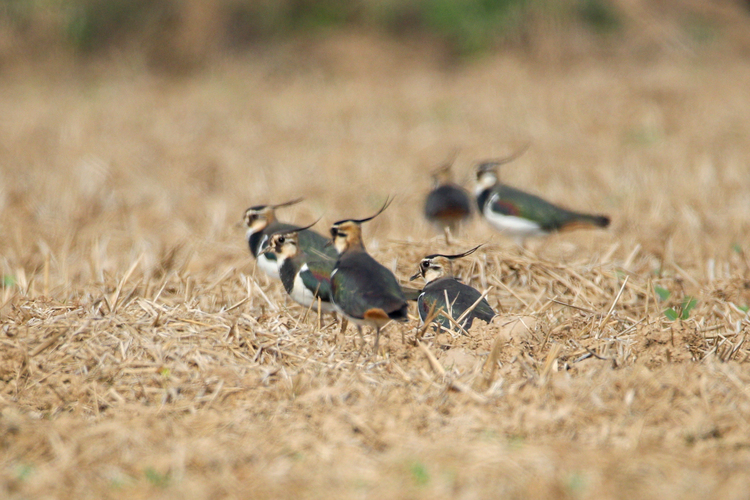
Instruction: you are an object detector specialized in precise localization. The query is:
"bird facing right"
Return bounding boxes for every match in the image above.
[474,150,610,246]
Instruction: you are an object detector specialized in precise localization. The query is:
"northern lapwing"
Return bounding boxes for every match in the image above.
[474,150,610,245]
[261,221,336,314]
[243,198,336,279]
[424,157,472,244]
[410,245,496,331]
[329,199,409,356]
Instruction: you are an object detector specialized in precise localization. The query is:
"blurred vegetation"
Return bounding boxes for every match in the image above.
[0,0,745,68]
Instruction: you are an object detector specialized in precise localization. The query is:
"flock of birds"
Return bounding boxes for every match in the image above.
[243,152,611,357]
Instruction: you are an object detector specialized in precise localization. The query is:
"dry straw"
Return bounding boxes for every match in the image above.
[2,31,750,497]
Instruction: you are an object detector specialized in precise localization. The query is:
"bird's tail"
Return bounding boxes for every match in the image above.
[560,214,611,231]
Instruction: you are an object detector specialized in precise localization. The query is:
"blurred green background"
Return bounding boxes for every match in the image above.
[2,0,748,72]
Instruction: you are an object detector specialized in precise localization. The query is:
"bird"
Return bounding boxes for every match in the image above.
[261,221,336,314]
[243,198,336,279]
[410,245,496,331]
[329,199,409,356]
[474,149,610,246]
[424,156,472,244]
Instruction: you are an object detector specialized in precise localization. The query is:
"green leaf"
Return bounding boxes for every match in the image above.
[144,467,169,488]
[2,275,16,287]
[681,297,697,320]
[732,243,743,254]
[15,463,34,481]
[664,308,678,321]
[739,304,749,313]
[567,471,587,495]
[408,461,430,486]
[654,285,671,302]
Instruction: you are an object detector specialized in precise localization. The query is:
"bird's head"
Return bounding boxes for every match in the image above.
[262,219,319,260]
[329,220,363,255]
[263,232,298,260]
[410,244,482,284]
[329,198,393,255]
[474,144,531,191]
[243,205,274,234]
[474,162,500,191]
[430,151,459,187]
[242,198,303,234]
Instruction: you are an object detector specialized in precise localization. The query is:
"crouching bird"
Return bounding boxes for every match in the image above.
[474,151,610,246]
[329,199,408,356]
[243,198,337,278]
[424,158,472,244]
[261,221,336,314]
[410,245,496,331]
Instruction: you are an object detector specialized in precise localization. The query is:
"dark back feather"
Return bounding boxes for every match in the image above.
[418,277,495,330]
[490,185,609,231]
[332,251,408,321]
[424,184,472,223]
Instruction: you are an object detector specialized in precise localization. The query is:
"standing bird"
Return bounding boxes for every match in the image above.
[243,198,336,279]
[261,222,336,314]
[474,151,610,246]
[410,245,496,331]
[424,158,472,244]
[329,199,409,356]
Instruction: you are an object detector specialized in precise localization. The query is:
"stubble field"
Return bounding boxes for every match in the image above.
[2,31,750,499]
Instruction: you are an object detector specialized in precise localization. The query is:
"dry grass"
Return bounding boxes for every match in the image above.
[3,30,750,499]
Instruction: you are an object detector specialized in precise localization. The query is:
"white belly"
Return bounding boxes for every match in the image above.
[247,229,280,279]
[483,203,545,238]
[290,268,336,313]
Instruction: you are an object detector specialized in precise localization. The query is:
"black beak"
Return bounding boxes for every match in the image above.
[409,271,422,281]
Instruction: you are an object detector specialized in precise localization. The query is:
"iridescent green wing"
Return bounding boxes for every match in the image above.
[298,229,338,261]
[493,185,604,231]
[299,258,334,302]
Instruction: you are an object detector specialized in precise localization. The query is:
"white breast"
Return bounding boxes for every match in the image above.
[290,264,336,313]
[257,254,280,279]
[246,229,281,279]
[483,193,545,238]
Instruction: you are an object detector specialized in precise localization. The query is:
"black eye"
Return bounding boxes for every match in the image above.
[278,236,285,243]
[421,261,428,269]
